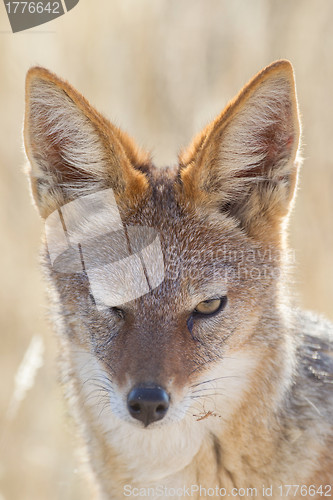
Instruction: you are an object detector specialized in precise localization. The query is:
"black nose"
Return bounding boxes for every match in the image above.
[127,386,170,427]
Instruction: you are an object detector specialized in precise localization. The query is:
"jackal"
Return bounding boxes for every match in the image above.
[24,61,333,499]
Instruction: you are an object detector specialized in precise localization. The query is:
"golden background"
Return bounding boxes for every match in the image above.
[0,1,332,499]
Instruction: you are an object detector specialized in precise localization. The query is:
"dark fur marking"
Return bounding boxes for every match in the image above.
[134,162,154,178]
[224,466,237,489]
[211,432,222,470]
[301,334,333,384]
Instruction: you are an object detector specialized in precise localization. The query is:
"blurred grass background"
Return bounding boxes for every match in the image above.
[0,0,333,499]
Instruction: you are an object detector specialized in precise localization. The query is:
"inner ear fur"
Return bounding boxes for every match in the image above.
[24,67,149,219]
[179,60,301,241]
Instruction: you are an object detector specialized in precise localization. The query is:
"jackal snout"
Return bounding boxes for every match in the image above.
[127,385,170,427]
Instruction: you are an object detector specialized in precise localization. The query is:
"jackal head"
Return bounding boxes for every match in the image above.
[24,61,300,432]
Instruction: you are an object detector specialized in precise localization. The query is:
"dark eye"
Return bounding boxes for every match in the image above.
[110,307,125,319]
[193,296,227,317]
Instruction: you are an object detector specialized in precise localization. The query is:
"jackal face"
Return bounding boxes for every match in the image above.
[24,61,300,430]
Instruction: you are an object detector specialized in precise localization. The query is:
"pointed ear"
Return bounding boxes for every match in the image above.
[24,67,149,218]
[180,60,301,242]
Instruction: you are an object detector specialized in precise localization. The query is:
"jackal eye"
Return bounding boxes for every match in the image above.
[193,297,227,317]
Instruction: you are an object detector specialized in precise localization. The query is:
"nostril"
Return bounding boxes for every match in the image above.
[156,403,167,414]
[127,385,170,426]
[129,402,141,414]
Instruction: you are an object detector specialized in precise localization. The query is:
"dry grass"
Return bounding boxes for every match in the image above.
[0,1,332,498]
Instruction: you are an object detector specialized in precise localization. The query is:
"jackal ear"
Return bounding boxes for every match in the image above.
[24,67,149,218]
[180,60,301,241]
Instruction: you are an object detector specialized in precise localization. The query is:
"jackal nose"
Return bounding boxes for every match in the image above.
[127,386,170,427]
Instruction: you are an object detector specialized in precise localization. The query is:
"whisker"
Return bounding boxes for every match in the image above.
[190,374,239,389]
[190,392,226,400]
[191,385,229,395]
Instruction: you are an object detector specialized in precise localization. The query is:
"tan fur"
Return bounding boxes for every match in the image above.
[179,60,300,246]
[24,61,333,499]
[24,67,149,218]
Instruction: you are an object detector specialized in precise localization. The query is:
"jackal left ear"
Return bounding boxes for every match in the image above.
[180,60,301,241]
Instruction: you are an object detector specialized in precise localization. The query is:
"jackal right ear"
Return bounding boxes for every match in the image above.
[180,60,301,242]
[24,67,149,218]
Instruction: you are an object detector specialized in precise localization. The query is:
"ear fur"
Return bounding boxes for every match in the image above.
[179,60,301,242]
[24,67,149,218]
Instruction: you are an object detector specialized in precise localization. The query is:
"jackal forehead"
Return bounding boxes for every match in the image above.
[44,176,276,315]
